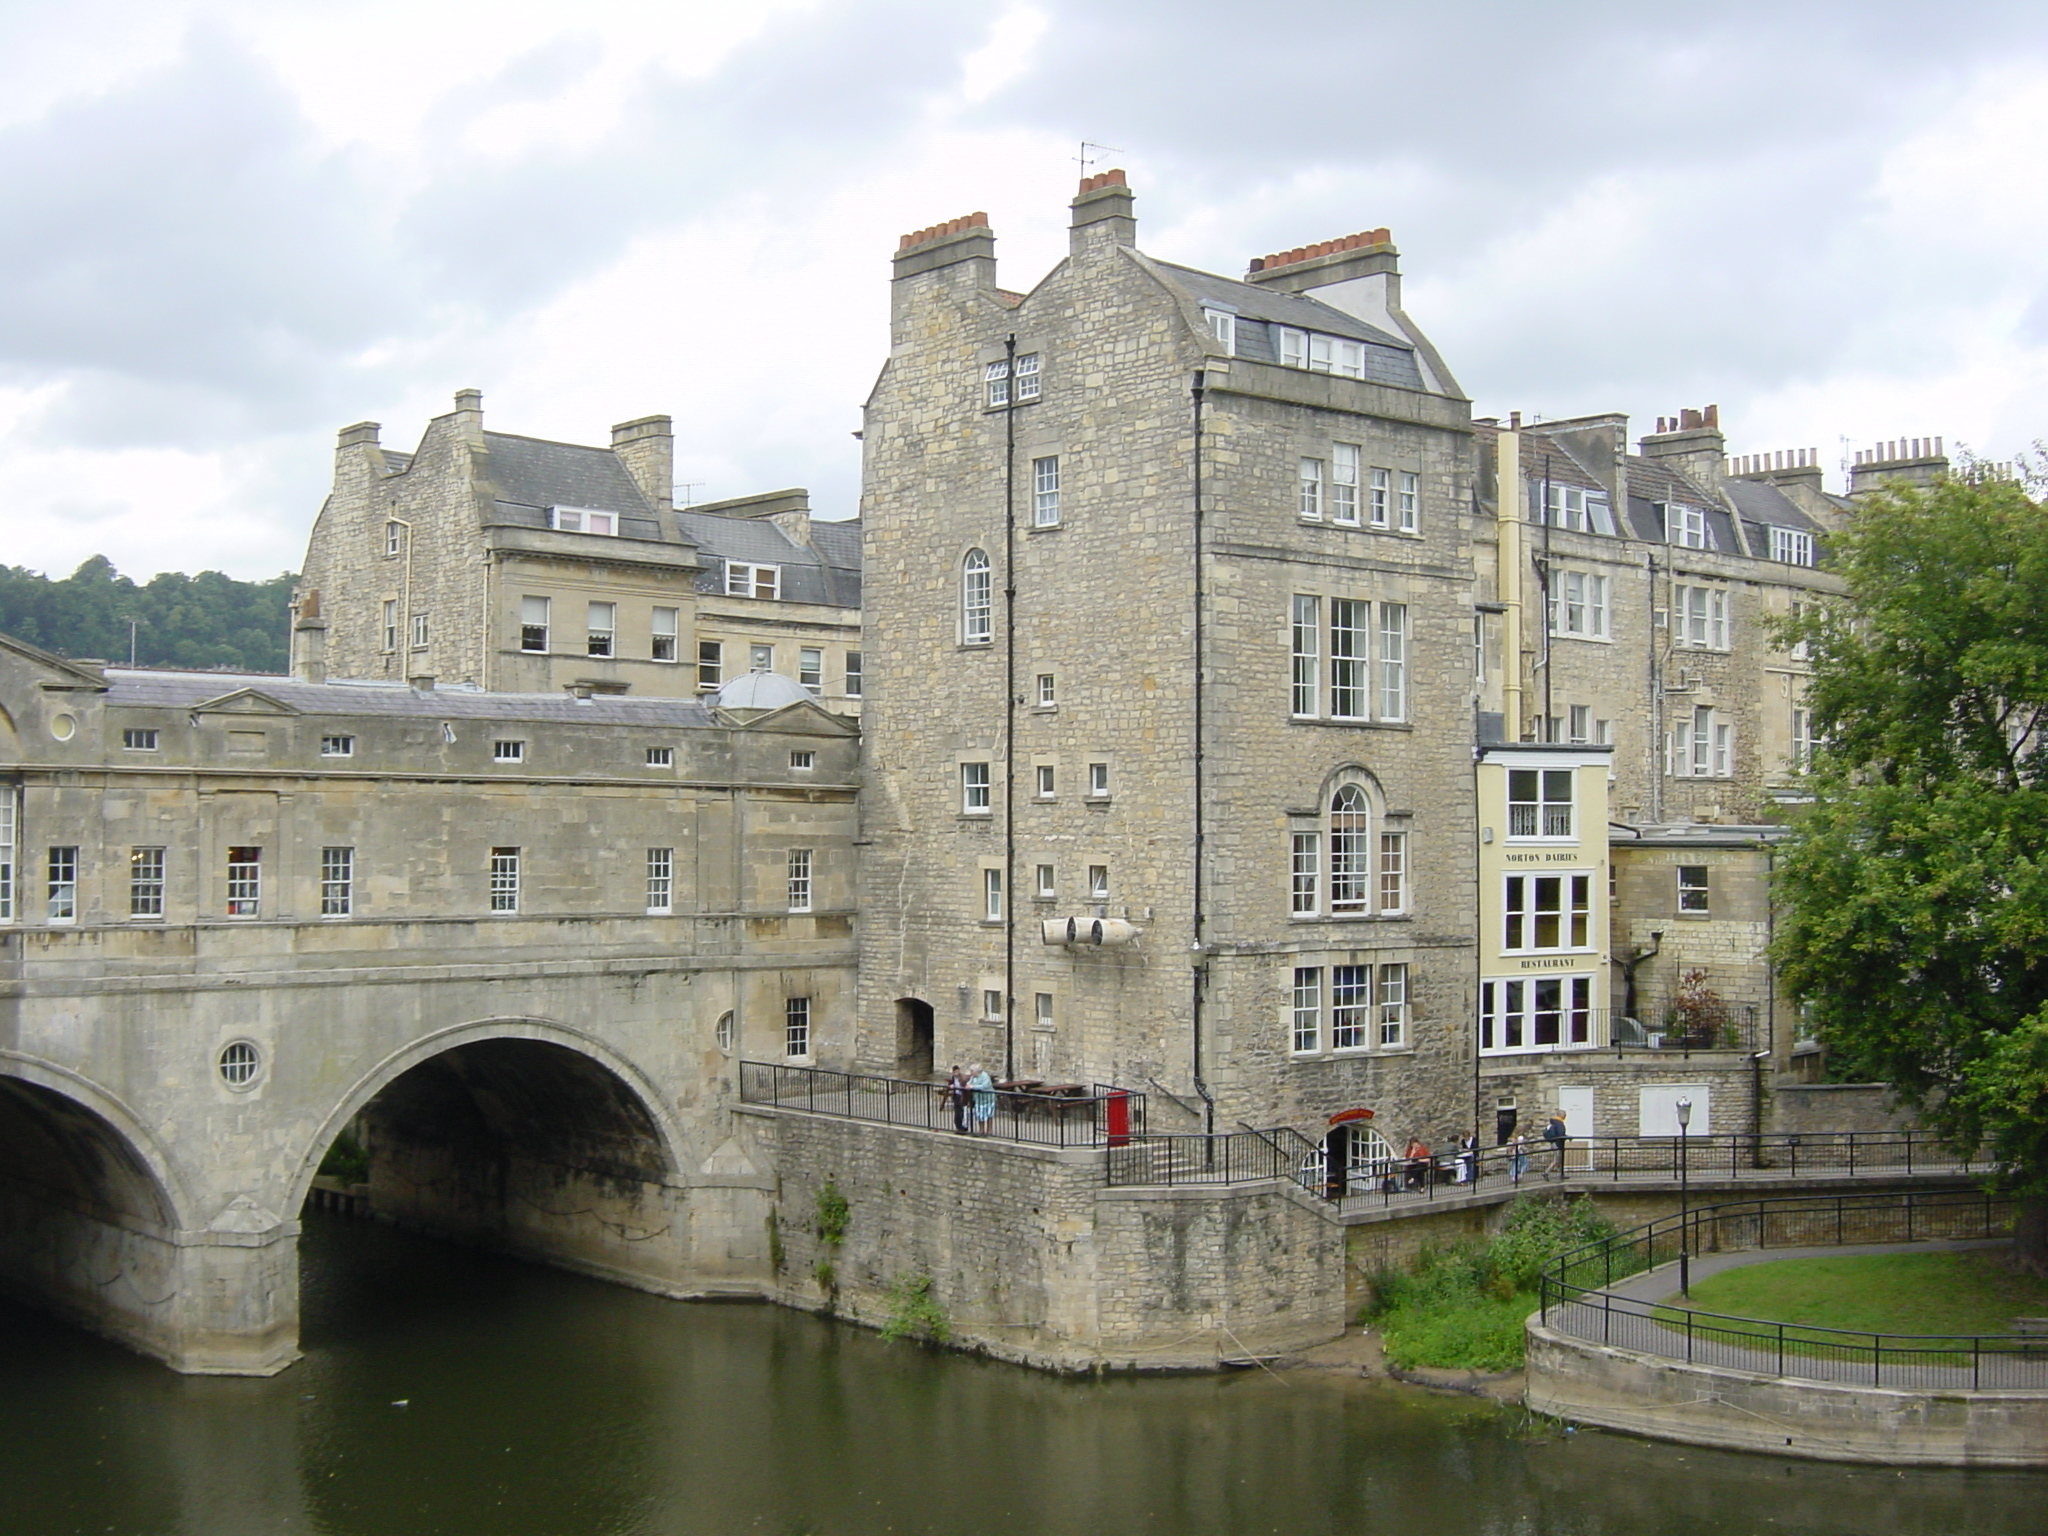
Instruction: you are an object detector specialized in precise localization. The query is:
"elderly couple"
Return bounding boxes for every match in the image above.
[947,1065,997,1134]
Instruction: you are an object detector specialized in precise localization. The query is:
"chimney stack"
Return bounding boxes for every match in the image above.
[1848,437,1948,497]
[451,388,484,446]
[611,415,674,512]
[1070,169,1135,254]
[1640,405,1727,498]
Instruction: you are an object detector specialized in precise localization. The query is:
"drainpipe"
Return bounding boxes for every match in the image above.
[1190,368,1215,1136]
[1538,454,1554,738]
[1003,334,1018,1081]
[1497,424,1524,740]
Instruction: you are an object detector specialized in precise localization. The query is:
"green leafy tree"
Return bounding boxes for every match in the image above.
[0,558,293,673]
[1775,466,2048,1272]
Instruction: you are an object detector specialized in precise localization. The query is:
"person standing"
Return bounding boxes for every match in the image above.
[1507,1132,1530,1184]
[1456,1132,1478,1185]
[946,1065,970,1134]
[1543,1110,1569,1180]
[967,1064,996,1135]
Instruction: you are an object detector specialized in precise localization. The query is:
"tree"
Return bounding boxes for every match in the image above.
[0,558,293,673]
[1774,466,2048,1273]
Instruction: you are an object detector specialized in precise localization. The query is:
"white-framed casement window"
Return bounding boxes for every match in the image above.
[1203,309,1236,354]
[651,607,679,662]
[1377,832,1407,913]
[1032,456,1061,527]
[1542,484,1615,534]
[520,596,550,652]
[1036,672,1056,708]
[1329,599,1369,719]
[381,601,398,653]
[1567,705,1591,745]
[47,845,78,922]
[1378,604,1408,721]
[489,847,520,913]
[1291,595,1320,718]
[646,746,673,767]
[1671,706,1734,778]
[0,794,15,921]
[697,641,722,690]
[549,507,618,536]
[749,643,774,674]
[962,549,993,644]
[798,648,823,697]
[1365,467,1390,529]
[1298,457,1325,520]
[1480,975,1595,1054]
[1331,444,1361,526]
[1376,963,1409,1047]
[1087,762,1109,798]
[1290,832,1320,916]
[129,846,165,918]
[320,734,355,757]
[788,848,813,913]
[984,352,1041,407]
[319,846,353,917]
[493,739,525,763]
[1665,503,1712,549]
[1086,864,1110,901]
[122,728,159,751]
[1034,991,1055,1033]
[1329,785,1371,912]
[1790,706,1814,772]
[1673,584,1729,649]
[1503,872,1592,951]
[982,867,1003,922]
[1036,764,1056,799]
[1550,570,1610,638]
[1397,471,1419,533]
[790,750,815,771]
[1276,328,1367,378]
[1770,526,1816,566]
[1291,967,1322,1053]
[385,521,403,558]
[586,602,616,657]
[726,562,780,599]
[1678,864,1710,914]
[1331,964,1370,1049]
[226,846,261,917]
[784,996,811,1059]
[411,612,430,650]
[1035,863,1056,899]
[982,988,1004,1023]
[961,762,992,814]
[646,848,673,914]
[845,652,864,697]
[1507,767,1574,839]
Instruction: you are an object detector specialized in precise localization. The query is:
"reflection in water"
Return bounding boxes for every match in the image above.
[1,1212,2043,1536]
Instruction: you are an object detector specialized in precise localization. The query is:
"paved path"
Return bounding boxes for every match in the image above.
[1546,1238,2048,1390]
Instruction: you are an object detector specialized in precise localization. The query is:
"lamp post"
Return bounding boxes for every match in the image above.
[1675,1096,1693,1299]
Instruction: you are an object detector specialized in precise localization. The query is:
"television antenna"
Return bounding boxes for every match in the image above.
[1075,141,1123,176]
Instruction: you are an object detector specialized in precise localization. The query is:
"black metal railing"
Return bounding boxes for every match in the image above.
[739,1061,1145,1148]
[1104,1127,1327,1189]
[1538,1189,2046,1389]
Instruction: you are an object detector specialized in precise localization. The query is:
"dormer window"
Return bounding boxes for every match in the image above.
[726,562,780,599]
[1770,527,1816,566]
[1541,484,1615,535]
[984,353,1041,408]
[549,507,619,536]
[1203,308,1236,355]
[1664,503,1711,550]
[1276,327,1367,379]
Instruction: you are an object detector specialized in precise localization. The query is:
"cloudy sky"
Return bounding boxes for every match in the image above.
[3,0,2045,580]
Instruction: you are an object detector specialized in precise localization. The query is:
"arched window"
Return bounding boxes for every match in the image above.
[1329,784,1370,911]
[962,550,992,645]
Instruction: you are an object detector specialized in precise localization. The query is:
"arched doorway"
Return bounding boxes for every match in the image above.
[894,998,935,1080]
[1308,1123,1398,1198]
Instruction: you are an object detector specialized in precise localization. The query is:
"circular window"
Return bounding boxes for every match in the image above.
[50,713,76,741]
[218,1041,261,1088]
[714,1011,735,1055]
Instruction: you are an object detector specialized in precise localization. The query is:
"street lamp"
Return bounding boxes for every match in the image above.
[1675,1096,1693,1299]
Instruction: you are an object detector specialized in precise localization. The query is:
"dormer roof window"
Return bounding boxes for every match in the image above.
[1276,326,1367,379]
[1540,484,1615,535]
[548,506,619,536]
[1769,526,1816,566]
[726,561,780,599]
[1203,307,1237,355]
[1663,502,1712,550]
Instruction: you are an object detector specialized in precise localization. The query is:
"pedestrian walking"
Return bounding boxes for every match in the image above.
[1507,1132,1529,1184]
[1543,1110,1569,1180]
[967,1064,996,1135]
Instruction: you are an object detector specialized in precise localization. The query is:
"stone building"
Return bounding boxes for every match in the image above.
[0,631,855,1369]
[294,392,862,713]
[855,174,1482,1161]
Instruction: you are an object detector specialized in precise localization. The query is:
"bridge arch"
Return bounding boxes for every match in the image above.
[0,1051,192,1233]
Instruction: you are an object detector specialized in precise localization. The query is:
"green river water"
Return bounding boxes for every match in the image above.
[2,1212,2043,1536]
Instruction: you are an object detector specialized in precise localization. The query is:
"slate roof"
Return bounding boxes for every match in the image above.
[104,669,720,727]
[677,512,862,609]
[482,432,655,517]
[1147,260,1426,390]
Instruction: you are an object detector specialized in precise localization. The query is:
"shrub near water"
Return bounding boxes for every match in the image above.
[1367,1196,1619,1371]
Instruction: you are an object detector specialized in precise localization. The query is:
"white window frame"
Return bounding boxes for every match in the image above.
[982,867,1003,922]
[1331,964,1370,1050]
[1665,503,1711,550]
[1298,456,1325,521]
[798,647,823,697]
[1480,975,1596,1054]
[320,734,355,757]
[411,612,430,650]
[1671,706,1734,778]
[845,651,864,697]
[1035,863,1056,899]
[1290,831,1320,916]
[521,596,550,653]
[319,846,353,917]
[1771,526,1816,566]
[1087,762,1109,798]
[1503,872,1593,952]
[1550,570,1610,639]
[1507,767,1574,840]
[1086,864,1109,901]
[489,847,520,914]
[130,846,166,919]
[1790,706,1814,773]
[1377,963,1408,1047]
[1329,785,1371,912]
[493,739,525,763]
[1331,444,1360,526]
[961,762,991,814]
[1397,470,1419,533]
[586,601,616,658]
[1377,603,1408,721]
[549,507,619,536]
[0,794,15,922]
[646,746,674,767]
[646,848,674,915]
[962,549,993,645]
[985,353,1041,407]
[48,845,78,923]
[1204,310,1236,354]
[1032,456,1061,527]
[382,600,398,654]
[1329,599,1368,719]
[697,641,722,690]
[1542,484,1614,535]
[1036,673,1056,708]
[1291,967,1321,1054]
[226,845,261,918]
[1673,584,1729,650]
[1678,864,1710,914]
[122,728,159,751]
[1368,467,1391,529]
[789,848,814,914]
[726,562,781,599]
[1036,764,1056,799]
[385,521,403,558]
[1377,831,1407,914]
[651,607,679,662]
[1291,595,1320,718]
[784,996,811,1059]
[790,750,815,771]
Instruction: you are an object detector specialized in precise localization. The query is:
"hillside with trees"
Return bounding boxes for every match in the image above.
[0,557,293,674]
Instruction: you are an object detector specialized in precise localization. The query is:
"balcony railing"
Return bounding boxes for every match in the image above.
[1480,1005,1763,1056]
[738,1061,1145,1148]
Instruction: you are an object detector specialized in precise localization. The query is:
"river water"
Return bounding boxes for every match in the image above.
[3,1213,2043,1536]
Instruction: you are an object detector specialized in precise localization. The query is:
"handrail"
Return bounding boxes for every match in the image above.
[1537,1189,2043,1388]
[738,1060,1146,1148]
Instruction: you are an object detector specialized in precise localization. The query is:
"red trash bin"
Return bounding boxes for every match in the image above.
[1105,1089,1132,1147]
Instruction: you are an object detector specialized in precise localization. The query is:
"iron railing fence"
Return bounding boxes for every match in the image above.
[1484,1005,1762,1055]
[1538,1189,2045,1388]
[1103,1126,1329,1189]
[738,1061,1145,1148]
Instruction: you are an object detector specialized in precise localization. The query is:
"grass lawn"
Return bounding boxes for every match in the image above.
[1665,1248,2048,1337]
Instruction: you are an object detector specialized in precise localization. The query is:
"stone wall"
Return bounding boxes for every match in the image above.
[1771,1082,1923,1136]
[737,1105,1345,1368]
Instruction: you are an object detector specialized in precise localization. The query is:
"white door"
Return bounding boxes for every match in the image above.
[1557,1086,1596,1170]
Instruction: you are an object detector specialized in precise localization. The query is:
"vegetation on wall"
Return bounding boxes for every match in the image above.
[1773,464,2048,1272]
[813,1181,849,1304]
[0,557,294,674]
[880,1272,950,1345]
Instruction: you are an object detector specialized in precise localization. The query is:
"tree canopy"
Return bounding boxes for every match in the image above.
[1775,470,2048,1242]
[0,557,293,674]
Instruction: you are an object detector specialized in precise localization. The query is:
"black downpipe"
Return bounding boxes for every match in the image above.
[1003,334,1018,1081]
[1191,370,1215,1137]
